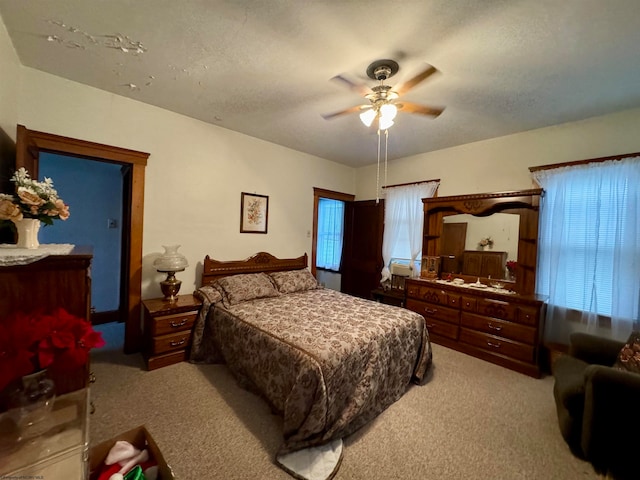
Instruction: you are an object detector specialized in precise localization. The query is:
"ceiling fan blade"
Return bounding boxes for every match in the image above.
[397,102,444,117]
[330,75,371,97]
[393,64,438,96]
[322,104,371,120]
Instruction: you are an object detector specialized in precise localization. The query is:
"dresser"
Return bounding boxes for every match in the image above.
[406,278,547,377]
[142,294,202,370]
[0,246,93,396]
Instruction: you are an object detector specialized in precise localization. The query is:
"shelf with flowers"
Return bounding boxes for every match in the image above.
[0,168,70,249]
[0,308,104,431]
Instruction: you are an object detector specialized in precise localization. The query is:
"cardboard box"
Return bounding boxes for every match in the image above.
[89,425,175,480]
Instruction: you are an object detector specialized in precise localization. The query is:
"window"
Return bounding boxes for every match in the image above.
[533,158,640,343]
[380,181,439,282]
[316,198,345,271]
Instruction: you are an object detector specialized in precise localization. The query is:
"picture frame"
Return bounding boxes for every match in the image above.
[240,192,269,234]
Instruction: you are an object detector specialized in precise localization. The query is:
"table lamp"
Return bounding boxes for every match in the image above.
[153,245,188,301]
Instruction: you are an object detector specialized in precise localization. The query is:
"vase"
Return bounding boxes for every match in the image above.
[14,218,41,249]
[8,369,56,440]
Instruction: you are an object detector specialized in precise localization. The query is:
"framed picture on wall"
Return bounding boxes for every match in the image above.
[240,192,269,234]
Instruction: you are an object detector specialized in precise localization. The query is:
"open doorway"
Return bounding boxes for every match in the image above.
[40,153,126,324]
[16,125,149,353]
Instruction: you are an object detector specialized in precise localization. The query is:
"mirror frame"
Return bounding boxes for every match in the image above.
[421,189,543,295]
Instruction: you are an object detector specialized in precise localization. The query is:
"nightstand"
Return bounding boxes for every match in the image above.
[142,294,202,370]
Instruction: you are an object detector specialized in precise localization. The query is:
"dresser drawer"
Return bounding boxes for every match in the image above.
[424,317,459,340]
[151,311,197,336]
[461,295,477,312]
[406,285,450,306]
[517,306,540,326]
[460,312,536,344]
[459,328,534,363]
[477,298,517,321]
[152,330,192,355]
[406,298,460,324]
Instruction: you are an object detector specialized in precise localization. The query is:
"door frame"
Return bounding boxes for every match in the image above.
[311,187,355,277]
[16,125,149,353]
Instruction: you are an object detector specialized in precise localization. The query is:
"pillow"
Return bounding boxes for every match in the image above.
[214,272,280,306]
[269,269,319,294]
[195,285,223,305]
[614,331,640,374]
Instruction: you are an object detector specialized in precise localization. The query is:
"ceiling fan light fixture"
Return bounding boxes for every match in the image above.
[360,108,376,127]
[378,115,394,131]
[379,103,398,121]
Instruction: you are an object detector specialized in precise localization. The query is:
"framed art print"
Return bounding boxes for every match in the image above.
[240,192,269,234]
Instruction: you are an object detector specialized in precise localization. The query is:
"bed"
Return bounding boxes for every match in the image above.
[190,252,432,477]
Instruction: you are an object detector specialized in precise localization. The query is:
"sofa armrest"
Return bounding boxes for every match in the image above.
[581,365,640,477]
[569,332,624,366]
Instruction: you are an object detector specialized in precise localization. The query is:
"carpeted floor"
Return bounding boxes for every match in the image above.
[90,322,600,479]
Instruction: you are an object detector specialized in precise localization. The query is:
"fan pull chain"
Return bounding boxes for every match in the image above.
[376,129,381,203]
[384,128,389,191]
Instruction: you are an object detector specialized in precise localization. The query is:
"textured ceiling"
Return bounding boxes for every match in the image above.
[2,1,640,167]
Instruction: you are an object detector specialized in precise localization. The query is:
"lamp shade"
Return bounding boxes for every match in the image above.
[153,245,188,272]
[378,116,394,130]
[379,103,397,121]
[359,108,377,127]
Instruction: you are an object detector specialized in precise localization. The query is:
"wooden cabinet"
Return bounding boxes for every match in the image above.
[406,278,546,377]
[142,294,202,370]
[462,251,507,279]
[371,287,405,307]
[0,246,93,395]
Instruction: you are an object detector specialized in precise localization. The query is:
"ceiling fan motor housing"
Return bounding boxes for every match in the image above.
[366,59,399,81]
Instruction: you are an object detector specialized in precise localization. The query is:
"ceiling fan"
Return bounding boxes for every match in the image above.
[322,59,444,130]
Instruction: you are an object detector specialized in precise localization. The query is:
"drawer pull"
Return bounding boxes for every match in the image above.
[170,339,186,347]
[170,318,188,328]
[426,323,435,329]
[487,341,502,349]
[425,308,437,315]
[487,322,503,332]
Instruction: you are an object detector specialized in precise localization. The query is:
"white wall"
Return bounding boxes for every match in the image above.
[0,14,19,140]
[9,66,355,299]
[355,107,640,200]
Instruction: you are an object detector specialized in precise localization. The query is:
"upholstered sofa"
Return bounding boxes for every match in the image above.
[552,332,640,479]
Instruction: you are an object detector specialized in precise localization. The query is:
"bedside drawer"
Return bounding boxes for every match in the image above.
[152,311,197,336]
[152,330,191,355]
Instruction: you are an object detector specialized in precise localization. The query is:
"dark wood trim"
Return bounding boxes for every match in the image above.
[15,125,149,354]
[201,252,308,286]
[312,187,355,277]
[529,151,640,172]
[381,178,441,189]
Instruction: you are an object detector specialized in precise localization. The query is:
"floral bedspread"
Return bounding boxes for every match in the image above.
[191,288,432,454]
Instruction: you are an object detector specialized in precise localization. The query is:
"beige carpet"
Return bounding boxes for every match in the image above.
[89,322,600,479]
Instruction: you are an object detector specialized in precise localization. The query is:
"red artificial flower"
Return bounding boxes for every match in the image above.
[0,308,105,393]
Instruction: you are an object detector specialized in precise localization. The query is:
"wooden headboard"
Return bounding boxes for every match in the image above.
[201,252,308,286]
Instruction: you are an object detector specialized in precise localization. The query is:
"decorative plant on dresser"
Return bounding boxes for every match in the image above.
[406,190,547,377]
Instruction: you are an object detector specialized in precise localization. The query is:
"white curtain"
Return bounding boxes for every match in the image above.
[381,181,439,283]
[316,198,345,271]
[532,158,640,344]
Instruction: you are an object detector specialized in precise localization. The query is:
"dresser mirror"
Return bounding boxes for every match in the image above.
[442,212,519,281]
[421,189,543,295]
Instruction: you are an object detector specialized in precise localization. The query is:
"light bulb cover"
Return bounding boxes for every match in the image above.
[379,103,398,121]
[359,108,376,127]
[378,116,395,130]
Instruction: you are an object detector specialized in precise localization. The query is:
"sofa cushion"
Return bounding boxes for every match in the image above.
[613,331,640,374]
